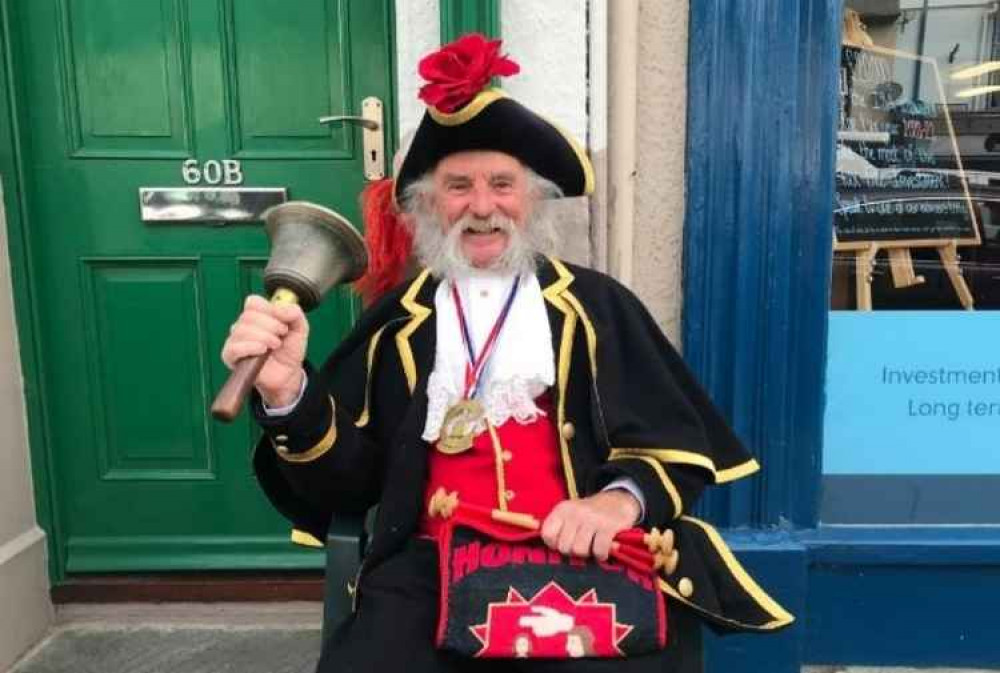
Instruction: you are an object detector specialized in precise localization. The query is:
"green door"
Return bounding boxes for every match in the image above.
[6,0,394,578]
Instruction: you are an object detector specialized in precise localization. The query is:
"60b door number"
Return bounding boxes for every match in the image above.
[182,159,244,186]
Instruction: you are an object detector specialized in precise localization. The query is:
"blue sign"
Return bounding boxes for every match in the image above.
[825,311,1000,475]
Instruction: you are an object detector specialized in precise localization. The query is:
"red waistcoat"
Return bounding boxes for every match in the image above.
[420,395,568,538]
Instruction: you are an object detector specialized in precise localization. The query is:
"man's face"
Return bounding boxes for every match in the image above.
[431,150,530,269]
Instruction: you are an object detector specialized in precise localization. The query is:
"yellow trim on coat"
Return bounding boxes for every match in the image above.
[554,307,579,500]
[562,290,597,378]
[541,257,579,499]
[716,459,762,483]
[427,88,507,126]
[612,454,683,519]
[542,257,575,297]
[275,397,338,464]
[487,422,510,512]
[680,515,795,627]
[610,448,760,484]
[396,270,433,394]
[566,279,759,488]
[656,577,790,632]
[291,529,325,548]
[355,324,390,428]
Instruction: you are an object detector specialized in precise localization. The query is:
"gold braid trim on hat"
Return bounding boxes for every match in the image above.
[427,88,508,126]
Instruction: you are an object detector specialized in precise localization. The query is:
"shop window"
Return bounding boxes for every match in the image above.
[826,0,1000,523]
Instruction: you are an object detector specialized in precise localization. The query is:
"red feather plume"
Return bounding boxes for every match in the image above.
[354,178,413,306]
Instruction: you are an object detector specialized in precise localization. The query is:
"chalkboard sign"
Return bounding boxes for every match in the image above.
[836,44,980,250]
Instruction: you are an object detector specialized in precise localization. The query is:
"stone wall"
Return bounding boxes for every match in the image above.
[0,182,52,670]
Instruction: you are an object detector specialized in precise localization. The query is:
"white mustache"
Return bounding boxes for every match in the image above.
[459,215,514,234]
[411,205,552,280]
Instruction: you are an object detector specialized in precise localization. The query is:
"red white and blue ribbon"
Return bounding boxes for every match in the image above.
[450,277,521,401]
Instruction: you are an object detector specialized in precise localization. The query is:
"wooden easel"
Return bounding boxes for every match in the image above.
[851,242,974,310]
[838,29,979,311]
[843,8,874,48]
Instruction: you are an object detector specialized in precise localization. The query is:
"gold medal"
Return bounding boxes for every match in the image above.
[437,399,485,454]
[438,278,519,455]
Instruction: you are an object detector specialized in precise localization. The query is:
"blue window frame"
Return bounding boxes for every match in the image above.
[684,0,840,530]
[686,2,1000,668]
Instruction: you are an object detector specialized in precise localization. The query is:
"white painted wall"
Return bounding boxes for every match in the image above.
[501,0,589,146]
[503,0,593,267]
[394,1,440,139]
[0,182,52,670]
[587,0,610,275]
[394,1,592,149]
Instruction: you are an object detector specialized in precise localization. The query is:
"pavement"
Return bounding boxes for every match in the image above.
[8,603,323,673]
[8,605,997,673]
[806,669,999,673]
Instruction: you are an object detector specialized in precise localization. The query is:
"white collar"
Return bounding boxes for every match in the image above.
[421,272,555,441]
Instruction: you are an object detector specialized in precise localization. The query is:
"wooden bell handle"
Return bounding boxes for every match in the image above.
[211,354,269,422]
[211,288,300,423]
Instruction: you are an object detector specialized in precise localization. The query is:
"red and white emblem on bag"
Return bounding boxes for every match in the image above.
[470,582,634,658]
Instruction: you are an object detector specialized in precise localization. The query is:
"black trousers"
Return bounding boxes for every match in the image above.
[318,539,703,673]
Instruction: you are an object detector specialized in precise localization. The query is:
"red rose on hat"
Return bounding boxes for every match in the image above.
[418,33,520,113]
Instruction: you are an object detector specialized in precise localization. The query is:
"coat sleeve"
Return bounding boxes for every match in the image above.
[565,265,792,634]
[578,276,759,528]
[250,292,407,541]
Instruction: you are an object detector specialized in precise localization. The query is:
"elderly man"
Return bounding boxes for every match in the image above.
[222,34,790,673]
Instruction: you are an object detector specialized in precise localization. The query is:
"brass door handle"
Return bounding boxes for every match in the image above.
[318,115,379,131]
[319,97,385,180]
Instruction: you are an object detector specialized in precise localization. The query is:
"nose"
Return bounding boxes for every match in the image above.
[468,183,495,219]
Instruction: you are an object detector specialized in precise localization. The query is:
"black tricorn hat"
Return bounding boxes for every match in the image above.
[394,35,594,203]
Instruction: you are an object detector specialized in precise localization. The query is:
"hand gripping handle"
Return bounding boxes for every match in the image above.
[211,289,299,423]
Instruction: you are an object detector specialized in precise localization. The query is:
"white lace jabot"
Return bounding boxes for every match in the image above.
[422,272,555,442]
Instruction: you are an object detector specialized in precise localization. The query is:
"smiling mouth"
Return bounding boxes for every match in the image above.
[464,224,505,235]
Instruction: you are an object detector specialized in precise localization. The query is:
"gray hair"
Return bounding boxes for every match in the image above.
[400,168,562,280]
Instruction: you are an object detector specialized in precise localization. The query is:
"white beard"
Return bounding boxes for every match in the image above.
[411,209,556,281]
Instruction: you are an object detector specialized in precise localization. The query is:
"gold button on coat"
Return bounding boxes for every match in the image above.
[505,489,516,501]
[501,450,513,462]
[678,577,694,598]
[561,422,576,440]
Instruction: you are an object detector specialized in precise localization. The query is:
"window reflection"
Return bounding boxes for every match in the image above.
[834,1,1000,310]
[823,2,1000,526]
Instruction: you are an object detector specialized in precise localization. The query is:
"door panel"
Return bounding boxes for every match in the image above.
[226,0,352,158]
[59,0,193,156]
[80,259,214,481]
[11,0,394,576]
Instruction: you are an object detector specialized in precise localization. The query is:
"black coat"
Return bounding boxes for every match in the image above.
[252,257,793,633]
